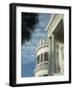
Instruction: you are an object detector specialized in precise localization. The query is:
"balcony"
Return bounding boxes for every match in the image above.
[34,61,48,73]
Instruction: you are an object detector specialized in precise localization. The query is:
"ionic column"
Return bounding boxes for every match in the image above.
[48,37,52,75]
[55,43,60,73]
[59,44,64,74]
[51,34,56,75]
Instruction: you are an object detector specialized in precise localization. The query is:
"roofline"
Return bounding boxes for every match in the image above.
[45,15,55,31]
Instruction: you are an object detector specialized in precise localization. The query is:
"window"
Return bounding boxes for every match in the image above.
[37,55,40,64]
[44,52,48,61]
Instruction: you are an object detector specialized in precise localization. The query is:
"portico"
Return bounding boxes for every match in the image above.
[46,15,64,75]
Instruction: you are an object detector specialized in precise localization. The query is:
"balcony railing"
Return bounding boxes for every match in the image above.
[34,61,48,73]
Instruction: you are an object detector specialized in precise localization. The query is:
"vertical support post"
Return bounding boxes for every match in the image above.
[48,37,53,75]
[55,43,60,73]
[52,34,56,75]
[48,34,56,76]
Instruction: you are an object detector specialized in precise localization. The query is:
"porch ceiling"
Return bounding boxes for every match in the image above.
[53,19,64,42]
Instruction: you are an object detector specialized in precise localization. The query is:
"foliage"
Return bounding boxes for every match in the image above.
[22,13,39,44]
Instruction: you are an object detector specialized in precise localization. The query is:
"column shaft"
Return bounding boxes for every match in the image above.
[48,37,52,75]
[52,34,56,75]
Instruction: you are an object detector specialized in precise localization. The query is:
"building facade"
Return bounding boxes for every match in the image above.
[34,14,64,76]
[34,38,49,76]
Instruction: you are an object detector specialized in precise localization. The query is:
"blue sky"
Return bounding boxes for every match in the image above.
[21,13,52,77]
